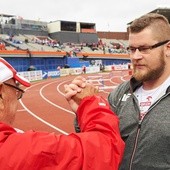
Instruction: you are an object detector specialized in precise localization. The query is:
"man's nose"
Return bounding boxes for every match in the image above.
[131,49,143,59]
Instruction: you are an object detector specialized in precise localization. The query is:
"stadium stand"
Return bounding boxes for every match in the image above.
[0,7,169,72]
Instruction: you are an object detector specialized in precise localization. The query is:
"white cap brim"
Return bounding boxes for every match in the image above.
[0,57,31,87]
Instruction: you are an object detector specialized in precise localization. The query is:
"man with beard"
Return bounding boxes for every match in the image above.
[108,13,170,170]
[69,13,170,169]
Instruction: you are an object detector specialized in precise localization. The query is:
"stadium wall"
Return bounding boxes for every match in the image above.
[2,56,130,72]
[0,27,48,36]
[97,31,128,40]
[79,33,98,43]
[0,50,130,72]
[3,57,67,71]
[49,32,79,43]
[49,31,98,44]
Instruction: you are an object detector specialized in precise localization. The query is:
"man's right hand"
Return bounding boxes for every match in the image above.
[71,83,98,105]
[64,76,98,113]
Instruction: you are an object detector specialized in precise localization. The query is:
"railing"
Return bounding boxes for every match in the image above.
[0,49,129,59]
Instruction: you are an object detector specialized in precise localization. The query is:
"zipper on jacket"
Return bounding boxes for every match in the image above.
[128,95,141,170]
[129,119,142,170]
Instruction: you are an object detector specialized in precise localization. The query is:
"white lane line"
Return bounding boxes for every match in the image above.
[19,99,68,135]
[20,80,70,135]
[17,109,26,112]
[39,81,75,115]
[99,86,117,90]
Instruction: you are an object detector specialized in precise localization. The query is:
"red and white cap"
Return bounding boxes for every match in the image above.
[0,57,31,87]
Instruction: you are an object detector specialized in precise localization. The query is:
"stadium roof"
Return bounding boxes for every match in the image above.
[0,13,15,18]
[127,7,170,25]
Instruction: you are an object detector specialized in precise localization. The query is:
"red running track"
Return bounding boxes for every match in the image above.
[13,71,131,135]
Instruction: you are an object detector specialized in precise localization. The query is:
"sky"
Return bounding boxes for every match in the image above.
[1,0,170,32]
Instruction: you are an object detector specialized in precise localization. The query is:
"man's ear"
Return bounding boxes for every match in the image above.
[165,42,170,57]
[0,83,3,99]
[0,83,4,112]
[167,42,170,48]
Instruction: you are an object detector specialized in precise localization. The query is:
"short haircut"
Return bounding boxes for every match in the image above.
[129,13,170,41]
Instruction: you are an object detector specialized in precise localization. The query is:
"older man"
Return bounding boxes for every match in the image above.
[0,57,124,169]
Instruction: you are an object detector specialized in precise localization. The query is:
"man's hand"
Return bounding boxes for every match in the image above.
[64,76,98,113]
[71,83,98,105]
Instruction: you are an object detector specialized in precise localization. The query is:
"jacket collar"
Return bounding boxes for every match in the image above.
[129,77,142,92]
[166,86,170,93]
[129,77,170,94]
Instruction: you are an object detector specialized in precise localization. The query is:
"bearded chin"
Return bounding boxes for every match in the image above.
[133,61,165,82]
